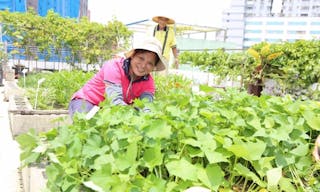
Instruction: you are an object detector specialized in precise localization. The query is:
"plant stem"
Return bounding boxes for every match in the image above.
[241,177,248,192]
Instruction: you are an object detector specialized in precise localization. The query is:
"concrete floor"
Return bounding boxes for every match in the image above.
[0,81,22,192]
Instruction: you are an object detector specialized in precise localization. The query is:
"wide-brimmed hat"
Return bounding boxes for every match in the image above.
[152,16,175,25]
[125,37,167,71]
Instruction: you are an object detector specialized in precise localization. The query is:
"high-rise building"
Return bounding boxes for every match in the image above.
[222,0,320,49]
[0,0,88,19]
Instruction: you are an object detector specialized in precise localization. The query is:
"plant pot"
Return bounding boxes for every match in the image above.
[247,83,263,97]
[247,78,263,97]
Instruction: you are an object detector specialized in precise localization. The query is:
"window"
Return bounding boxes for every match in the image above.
[287,30,306,34]
[311,22,320,25]
[266,30,283,34]
[246,21,263,25]
[310,31,320,34]
[288,21,307,26]
[266,21,284,25]
[246,30,262,33]
[244,38,261,42]
[266,38,282,42]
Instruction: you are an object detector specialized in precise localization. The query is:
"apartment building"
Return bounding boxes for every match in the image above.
[222,0,320,48]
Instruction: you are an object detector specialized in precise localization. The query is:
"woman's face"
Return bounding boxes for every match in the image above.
[130,50,157,77]
[158,17,169,28]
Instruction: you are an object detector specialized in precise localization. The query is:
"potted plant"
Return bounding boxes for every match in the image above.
[246,42,283,96]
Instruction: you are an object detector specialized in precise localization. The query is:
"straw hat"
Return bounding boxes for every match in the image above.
[125,37,167,71]
[152,16,175,25]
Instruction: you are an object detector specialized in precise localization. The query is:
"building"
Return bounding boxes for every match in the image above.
[222,0,320,48]
[0,0,88,19]
[0,0,26,12]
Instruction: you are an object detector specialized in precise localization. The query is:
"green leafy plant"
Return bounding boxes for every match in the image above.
[0,10,132,67]
[17,86,320,191]
[18,70,94,109]
[246,42,283,86]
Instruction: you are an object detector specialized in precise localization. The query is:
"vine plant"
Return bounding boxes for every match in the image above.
[17,84,320,191]
[0,10,132,67]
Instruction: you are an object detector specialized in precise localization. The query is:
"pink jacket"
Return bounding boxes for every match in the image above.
[71,58,155,105]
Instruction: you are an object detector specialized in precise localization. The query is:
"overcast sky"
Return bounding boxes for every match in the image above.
[88,0,232,27]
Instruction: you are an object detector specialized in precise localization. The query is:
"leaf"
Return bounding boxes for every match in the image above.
[181,138,201,148]
[93,154,113,170]
[32,143,48,153]
[246,115,262,129]
[194,131,228,163]
[146,174,167,191]
[67,137,82,158]
[279,177,296,192]
[269,125,291,141]
[266,167,282,190]
[260,44,270,57]
[21,152,41,166]
[16,130,38,149]
[166,158,198,181]
[241,107,261,129]
[263,117,275,128]
[234,163,266,187]
[228,140,266,161]
[127,141,138,163]
[82,145,109,158]
[199,109,215,119]
[83,181,104,192]
[87,164,115,191]
[197,164,224,191]
[114,142,138,171]
[275,152,295,167]
[143,145,163,169]
[252,157,275,178]
[289,144,308,156]
[199,84,216,93]
[267,52,282,61]
[247,48,260,60]
[46,163,63,185]
[302,110,320,130]
[205,151,229,164]
[166,105,183,118]
[48,152,60,164]
[144,119,172,139]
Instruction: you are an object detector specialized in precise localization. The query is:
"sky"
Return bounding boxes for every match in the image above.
[88,0,232,27]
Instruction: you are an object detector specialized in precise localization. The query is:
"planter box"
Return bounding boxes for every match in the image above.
[8,96,72,137]
[9,109,72,137]
[7,90,72,137]
[20,164,47,192]
[3,65,15,81]
[5,80,72,137]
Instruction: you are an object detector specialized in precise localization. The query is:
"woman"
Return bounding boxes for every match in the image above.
[152,15,179,71]
[68,37,167,118]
